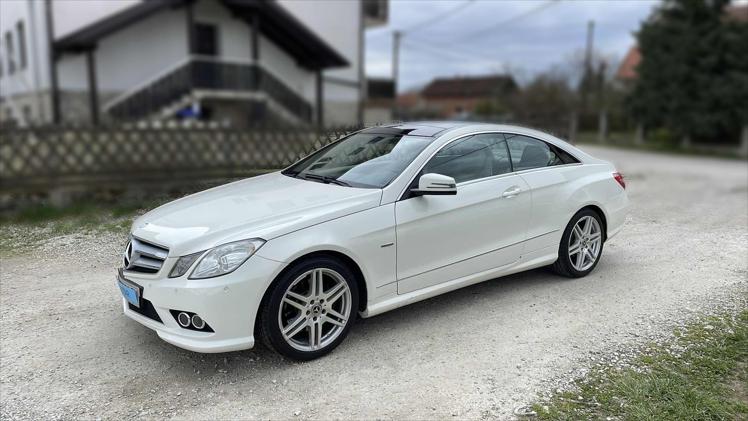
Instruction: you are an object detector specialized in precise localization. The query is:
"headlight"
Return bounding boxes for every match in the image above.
[189,239,265,279]
[168,251,203,278]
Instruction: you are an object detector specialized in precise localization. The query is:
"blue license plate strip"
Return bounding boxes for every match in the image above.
[117,275,141,308]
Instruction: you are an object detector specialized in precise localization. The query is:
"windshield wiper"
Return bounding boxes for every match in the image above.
[299,173,351,187]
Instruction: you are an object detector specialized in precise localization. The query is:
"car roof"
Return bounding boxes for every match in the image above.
[361,121,473,137]
[368,121,560,138]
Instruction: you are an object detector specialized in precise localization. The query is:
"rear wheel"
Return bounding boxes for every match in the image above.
[259,256,358,360]
[552,209,604,278]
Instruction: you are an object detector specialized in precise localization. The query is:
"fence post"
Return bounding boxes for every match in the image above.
[634,123,644,145]
[568,112,578,144]
[680,134,691,149]
[739,125,748,159]
[597,109,607,144]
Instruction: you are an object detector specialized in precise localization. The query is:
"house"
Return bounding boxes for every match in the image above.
[419,75,517,118]
[615,46,641,83]
[363,77,394,125]
[0,0,388,128]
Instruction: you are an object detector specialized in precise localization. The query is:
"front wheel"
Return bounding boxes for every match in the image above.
[552,209,604,278]
[259,256,358,360]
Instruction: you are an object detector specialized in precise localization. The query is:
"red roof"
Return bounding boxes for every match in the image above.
[616,46,641,81]
[725,4,748,22]
[421,75,517,99]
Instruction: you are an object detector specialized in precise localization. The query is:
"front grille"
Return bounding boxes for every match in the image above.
[124,237,169,274]
[129,298,163,323]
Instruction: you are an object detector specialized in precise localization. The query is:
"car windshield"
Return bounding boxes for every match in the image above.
[283,132,433,188]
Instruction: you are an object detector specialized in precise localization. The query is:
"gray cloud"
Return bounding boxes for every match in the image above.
[366,0,659,91]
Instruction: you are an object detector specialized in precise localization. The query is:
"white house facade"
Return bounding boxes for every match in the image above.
[0,0,388,127]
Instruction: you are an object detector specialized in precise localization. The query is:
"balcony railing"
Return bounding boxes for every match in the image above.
[108,58,313,123]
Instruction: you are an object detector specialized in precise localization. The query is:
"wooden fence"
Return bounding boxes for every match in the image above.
[0,126,355,209]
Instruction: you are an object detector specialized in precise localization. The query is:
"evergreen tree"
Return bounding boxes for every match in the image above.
[627,0,748,143]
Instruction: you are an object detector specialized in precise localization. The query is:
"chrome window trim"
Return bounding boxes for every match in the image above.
[397,130,582,201]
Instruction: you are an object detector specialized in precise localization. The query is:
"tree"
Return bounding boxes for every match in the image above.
[508,71,576,134]
[627,0,748,143]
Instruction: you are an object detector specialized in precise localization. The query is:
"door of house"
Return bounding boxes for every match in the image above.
[194,23,219,89]
[195,23,218,56]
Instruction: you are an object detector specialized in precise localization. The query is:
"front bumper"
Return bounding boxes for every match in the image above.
[119,254,283,353]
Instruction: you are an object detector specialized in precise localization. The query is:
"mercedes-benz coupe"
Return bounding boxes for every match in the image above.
[117,122,628,360]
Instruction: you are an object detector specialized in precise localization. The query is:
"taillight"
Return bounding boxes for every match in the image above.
[613,172,626,189]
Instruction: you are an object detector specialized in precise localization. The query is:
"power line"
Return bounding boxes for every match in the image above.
[454,0,559,43]
[368,0,476,39]
[401,38,503,66]
[407,0,560,56]
[405,0,477,35]
[385,0,561,94]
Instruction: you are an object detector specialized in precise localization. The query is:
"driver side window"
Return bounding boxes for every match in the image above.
[423,133,511,183]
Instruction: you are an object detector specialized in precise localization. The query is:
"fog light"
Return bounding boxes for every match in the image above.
[177,312,191,327]
[191,314,205,330]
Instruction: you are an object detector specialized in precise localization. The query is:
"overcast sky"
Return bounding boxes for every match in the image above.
[365,0,661,92]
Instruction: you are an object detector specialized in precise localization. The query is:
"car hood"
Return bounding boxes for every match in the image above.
[131,172,382,256]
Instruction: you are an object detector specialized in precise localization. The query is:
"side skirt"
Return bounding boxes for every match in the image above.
[360,246,558,318]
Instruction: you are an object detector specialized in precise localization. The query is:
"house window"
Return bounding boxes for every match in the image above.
[194,23,218,56]
[17,21,27,70]
[4,31,14,75]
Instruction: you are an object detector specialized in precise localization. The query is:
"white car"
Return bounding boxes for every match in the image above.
[118,122,628,360]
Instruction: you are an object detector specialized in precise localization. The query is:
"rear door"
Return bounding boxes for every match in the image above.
[395,133,532,294]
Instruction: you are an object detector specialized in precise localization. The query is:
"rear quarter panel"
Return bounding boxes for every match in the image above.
[518,162,628,254]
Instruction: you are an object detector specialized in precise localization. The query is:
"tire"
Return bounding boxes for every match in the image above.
[552,209,605,278]
[258,256,359,361]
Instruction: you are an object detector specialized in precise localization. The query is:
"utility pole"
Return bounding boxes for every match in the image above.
[596,61,607,143]
[391,30,402,119]
[392,31,402,95]
[45,0,60,125]
[581,20,595,114]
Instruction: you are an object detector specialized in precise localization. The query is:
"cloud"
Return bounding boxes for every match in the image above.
[366,0,659,91]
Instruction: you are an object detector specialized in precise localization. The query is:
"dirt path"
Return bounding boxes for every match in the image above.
[1,146,746,420]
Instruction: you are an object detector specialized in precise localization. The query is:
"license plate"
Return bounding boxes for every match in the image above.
[118,279,140,308]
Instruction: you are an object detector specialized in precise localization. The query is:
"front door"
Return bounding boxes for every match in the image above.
[193,23,219,89]
[395,133,532,294]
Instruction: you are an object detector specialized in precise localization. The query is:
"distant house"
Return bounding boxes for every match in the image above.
[363,77,394,125]
[615,46,641,83]
[0,0,388,127]
[419,75,517,118]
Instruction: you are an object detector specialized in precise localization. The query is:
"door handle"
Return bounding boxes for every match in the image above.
[501,186,522,198]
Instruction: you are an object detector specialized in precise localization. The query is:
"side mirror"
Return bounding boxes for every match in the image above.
[411,173,457,196]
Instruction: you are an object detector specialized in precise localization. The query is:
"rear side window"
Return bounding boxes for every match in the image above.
[505,134,578,171]
[423,133,511,183]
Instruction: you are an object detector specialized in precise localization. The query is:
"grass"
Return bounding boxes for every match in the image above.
[574,131,745,160]
[0,200,164,256]
[529,310,748,420]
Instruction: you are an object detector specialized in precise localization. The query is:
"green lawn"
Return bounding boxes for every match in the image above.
[529,310,748,420]
[574,131,745,160]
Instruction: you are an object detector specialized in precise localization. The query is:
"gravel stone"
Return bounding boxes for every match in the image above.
[1,146,746,420]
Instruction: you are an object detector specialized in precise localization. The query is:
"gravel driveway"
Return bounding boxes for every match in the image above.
[1,146,746,420]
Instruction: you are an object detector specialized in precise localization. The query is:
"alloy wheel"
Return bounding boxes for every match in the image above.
[277,268,352,352]
[568,215,602,271]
